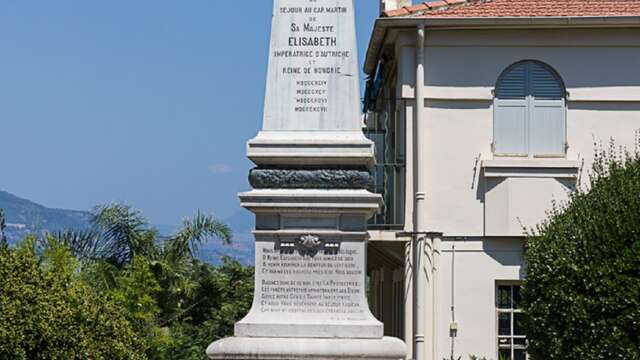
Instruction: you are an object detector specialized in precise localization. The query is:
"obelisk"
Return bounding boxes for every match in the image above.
[207,1,406,359]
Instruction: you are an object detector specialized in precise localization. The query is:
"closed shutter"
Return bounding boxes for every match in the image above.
[530,99,565,155]
[530,62,565,155]
[494,61,566,157]
[531,62,564,99]
[494,62,528,154]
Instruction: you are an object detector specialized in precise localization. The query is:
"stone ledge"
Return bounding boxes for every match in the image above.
[482,159,580,178]
[207,336,406,360]
[238,189,383,215]
[247,131,375,168]
[234,319,383,339]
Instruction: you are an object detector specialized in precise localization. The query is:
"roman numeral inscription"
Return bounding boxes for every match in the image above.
[263,0,360,130]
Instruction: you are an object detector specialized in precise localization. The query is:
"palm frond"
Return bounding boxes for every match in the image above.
[163,210,231,263]
[91,203,157,265]
[48,229,102,260]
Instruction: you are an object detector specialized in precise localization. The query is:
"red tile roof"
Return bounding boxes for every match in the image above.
[382,0,640,18]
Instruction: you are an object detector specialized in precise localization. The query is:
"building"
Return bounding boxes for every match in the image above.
[362,1,640,359]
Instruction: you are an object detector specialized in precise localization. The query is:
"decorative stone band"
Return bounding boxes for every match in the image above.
[249,168,371,189]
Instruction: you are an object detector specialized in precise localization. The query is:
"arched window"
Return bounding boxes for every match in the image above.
[494,60,566,157]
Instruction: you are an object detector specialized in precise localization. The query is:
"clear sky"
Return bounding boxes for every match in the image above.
[0,1,380,226]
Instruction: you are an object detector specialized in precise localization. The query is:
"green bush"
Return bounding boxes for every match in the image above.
[0,237,147,360]
[523,144,640,359]
[0,205,252,360]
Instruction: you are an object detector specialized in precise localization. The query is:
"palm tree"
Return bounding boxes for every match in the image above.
[50,203,232,266]
[91,203,158,265]
[163,210,231,263]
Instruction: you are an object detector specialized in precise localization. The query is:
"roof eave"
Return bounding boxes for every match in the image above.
[364,15,640,75]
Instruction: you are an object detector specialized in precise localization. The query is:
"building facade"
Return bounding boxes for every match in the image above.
[362,1,640,359]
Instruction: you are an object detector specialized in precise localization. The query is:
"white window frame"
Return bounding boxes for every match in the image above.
[495,282,528,360]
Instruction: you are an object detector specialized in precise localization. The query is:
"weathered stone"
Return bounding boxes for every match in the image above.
[249,168,370,189]
[207,0,406,358]
[207,337,407,360]
[235,239,380,338]
[261,1,361,132]
[246,0,374,167]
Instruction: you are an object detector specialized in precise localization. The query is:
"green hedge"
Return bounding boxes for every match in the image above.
[523,146,640,359]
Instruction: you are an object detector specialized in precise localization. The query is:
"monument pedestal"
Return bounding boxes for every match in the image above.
[207,337,405,360]
[207,190,405,360]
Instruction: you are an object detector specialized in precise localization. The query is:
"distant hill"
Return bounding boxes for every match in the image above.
[0,190,91,244]
[0,190,255,265]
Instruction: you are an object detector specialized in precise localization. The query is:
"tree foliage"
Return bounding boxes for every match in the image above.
[0,204,253,360]
[0,237,147,359]
[523,142,640,360]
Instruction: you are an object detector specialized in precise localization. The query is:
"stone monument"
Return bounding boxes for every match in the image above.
[207,1,406,359]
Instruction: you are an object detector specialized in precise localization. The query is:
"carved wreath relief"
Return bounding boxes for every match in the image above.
[279,234,341,257]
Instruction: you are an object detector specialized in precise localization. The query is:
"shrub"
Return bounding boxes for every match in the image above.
[0,237,147,360]
[523,143,640,359]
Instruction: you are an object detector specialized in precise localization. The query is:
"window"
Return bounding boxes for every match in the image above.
[494,60,566,158]
[364,61,406,229]
[496,284,528,360]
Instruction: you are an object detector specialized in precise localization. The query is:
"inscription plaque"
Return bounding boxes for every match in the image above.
[235,240,383,339]
[258,244,364,317]
[263,0,361,131]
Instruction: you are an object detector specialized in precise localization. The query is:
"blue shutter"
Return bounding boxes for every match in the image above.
[494,62,528,154]
[530,62,565,155]
[494,60,566,156]
[495,62,528,99]
[494,100,528,154]
[530,100,565,155]
[531,62,564,100]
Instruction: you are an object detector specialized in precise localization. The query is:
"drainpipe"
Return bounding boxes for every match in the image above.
[429,232,443,360]
[413,22,429,360]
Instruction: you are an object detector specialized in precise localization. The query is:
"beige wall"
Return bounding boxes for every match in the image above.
[394,27,640,236]
[370,26,640,359]
[437,239,525,360]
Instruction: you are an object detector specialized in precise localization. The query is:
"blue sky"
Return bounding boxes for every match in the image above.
[0,1,379,225]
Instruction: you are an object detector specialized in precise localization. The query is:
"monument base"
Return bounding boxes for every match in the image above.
[207,336,406,360]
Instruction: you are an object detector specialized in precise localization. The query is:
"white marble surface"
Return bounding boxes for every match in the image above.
[206,2,407,357]
[235,240,383,339]
[248,0,373,166]
[246,131,375,167]
[238,189,382,213]
[262,0,361,132]
[207,189,406,358]
[207,336,407,360]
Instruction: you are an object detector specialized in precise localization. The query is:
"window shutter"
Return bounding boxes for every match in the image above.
[530,100,565,155]
[530,62,565,155]
[494,62,528,154]
[495,62,528,99]
[531,62,564,100]
[494,100,528,155]
[494,61,566,156]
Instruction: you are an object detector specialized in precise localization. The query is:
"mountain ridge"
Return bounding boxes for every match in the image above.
[0,190,254,265]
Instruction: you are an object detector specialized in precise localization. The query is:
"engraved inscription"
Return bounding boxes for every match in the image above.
[264,0,360,130]
[257,244,365,317]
